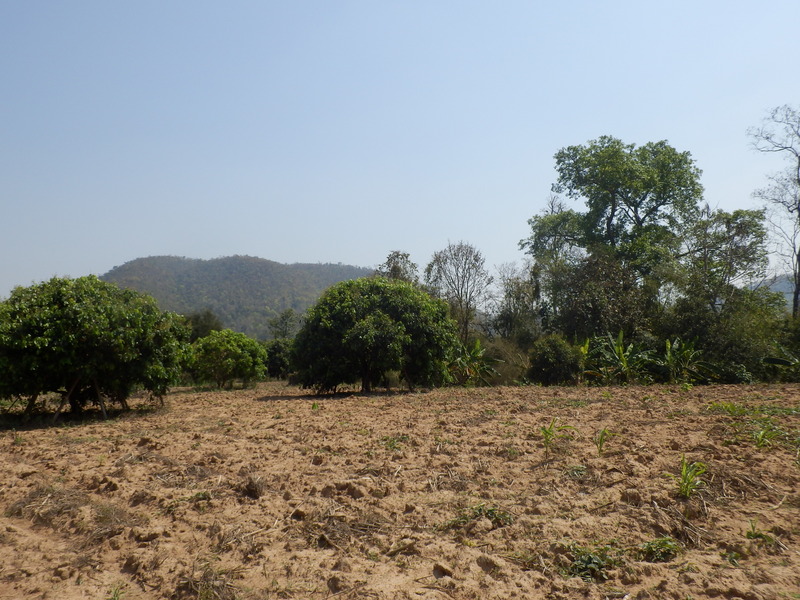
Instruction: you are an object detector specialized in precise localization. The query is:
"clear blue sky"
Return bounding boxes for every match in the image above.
[2,1,798,298]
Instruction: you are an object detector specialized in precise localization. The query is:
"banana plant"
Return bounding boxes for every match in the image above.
[584,331,654,384]
[448,339,500,386]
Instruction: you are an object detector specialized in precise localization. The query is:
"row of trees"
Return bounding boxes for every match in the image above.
[2,105,798,410]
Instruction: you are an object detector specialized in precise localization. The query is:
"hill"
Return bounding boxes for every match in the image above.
[101,255,373,339]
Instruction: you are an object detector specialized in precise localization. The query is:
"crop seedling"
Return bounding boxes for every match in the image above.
[539,417,576,457]
[751,422,783,448]
[593,427,616,455]
[668,455,707,499]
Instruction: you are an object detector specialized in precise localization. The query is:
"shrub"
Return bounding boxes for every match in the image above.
[0,276,188,414]
[527,334,583,385]
[191,329,267,388]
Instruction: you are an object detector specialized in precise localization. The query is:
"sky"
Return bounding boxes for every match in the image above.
[2,1,799,298]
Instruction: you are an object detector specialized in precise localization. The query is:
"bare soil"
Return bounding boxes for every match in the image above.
[1,383,799,599]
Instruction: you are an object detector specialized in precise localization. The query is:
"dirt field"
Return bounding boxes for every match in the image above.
[1,383,799,600]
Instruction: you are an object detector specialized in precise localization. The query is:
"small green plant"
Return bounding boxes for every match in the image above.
[381,434,409,451]
[440,503,514,530]
[668,455,707,499]
[638,536,681,562]
[539,417,576,457]
[745,520,783,550]
[593,427,616,455]
[751,422,783,448]
[106,583,126,600]
[11,431,24,446]
[311,401,320,411]
[566,542,621,582]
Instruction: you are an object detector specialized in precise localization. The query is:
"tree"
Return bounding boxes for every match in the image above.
[268,308,300,339]
[424,241,493,343]
[0,276,188,415]
[375,250,419,284]
[292,277,459,393]
[749,105,800,316]
[552,136,703,257]
[490,262,541,348]
[191,329,267,388]
[678,205,769,312]
[186,309,224,342]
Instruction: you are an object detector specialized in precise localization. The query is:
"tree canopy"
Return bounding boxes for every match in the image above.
[0,276,188,415]
[292,277,459,393]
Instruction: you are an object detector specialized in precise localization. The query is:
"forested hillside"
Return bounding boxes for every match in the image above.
[101,255,372,339]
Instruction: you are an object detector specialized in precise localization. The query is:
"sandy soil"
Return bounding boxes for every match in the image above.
[1,383,799,600]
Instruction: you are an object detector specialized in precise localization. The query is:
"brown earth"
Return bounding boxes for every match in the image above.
[1,383,799,600]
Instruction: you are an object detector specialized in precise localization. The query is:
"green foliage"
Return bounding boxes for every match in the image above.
[185,309,224,343]
[584,331,654,384]
[264,338,292,379]
[638,537,681,562]
[593,427,616,455]
[440,503,514,530]
[539,417,576,457]
[0,276,188,413]
[449,339,499,386]
[292,277,459,393]
[527,334,584,386]
[668,455,707,499]
[375,250,419,284]
[654,337,712,384]
[267,308,300,340]
[191,329,267,388]
[565,542,622,582]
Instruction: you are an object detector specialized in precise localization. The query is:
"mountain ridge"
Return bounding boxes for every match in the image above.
[101,255,374,339]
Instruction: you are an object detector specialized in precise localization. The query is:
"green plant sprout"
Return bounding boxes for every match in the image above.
[539,417,576,457]
[593,427,616,455]
[668,455,707,499]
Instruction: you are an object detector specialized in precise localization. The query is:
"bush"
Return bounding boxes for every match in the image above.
[0,276,188,414]
[527,334,583,385]
[292,277,459,393]
[264,338,292,379]
[191,329,267,388]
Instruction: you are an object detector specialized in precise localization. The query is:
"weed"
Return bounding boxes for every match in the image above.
[440,503,514,530]
[667,455,706,499]
[565,542,621,582]
[11,431,24,446]
[593,427,616,455]
[563,464,588,480]
[721,550,741,566]
[538,417,576,457]
[638,536,681,562]
[106,583,126,600]
[381,434,409,451]
[178,556,242,600]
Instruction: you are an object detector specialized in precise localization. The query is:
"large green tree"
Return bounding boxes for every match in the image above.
[292,277,459,393]
[0,276,188,415]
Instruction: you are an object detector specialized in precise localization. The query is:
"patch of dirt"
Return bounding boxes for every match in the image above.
[1,383,799,599]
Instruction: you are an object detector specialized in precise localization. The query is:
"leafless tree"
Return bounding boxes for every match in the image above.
[424,241,493,344]
[749,105,800,316]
